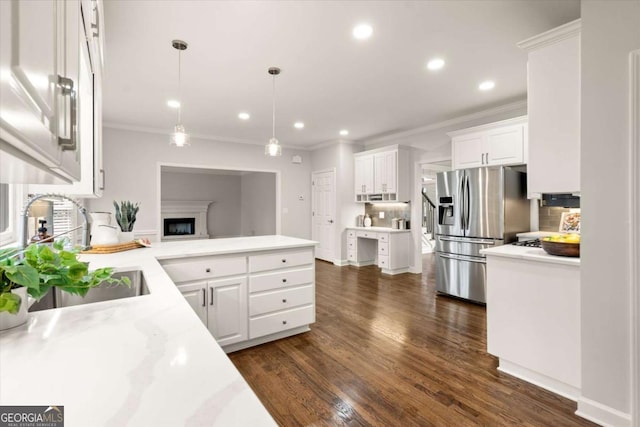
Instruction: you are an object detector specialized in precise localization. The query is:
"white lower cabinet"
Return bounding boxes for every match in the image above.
[177,277,248,347]
[162,246,316,352]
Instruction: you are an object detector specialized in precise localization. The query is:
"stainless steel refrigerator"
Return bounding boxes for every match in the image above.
[435,166,529,303]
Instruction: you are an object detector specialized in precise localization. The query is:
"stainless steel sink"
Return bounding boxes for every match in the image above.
[29,270,150,311]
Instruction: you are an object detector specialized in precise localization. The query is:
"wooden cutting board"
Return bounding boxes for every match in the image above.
[81,241,145,254]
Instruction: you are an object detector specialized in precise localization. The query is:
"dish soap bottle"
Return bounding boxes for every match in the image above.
[363,214,372,227]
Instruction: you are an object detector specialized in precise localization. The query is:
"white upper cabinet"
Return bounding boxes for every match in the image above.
[29,0,105,196]
[354,155,374,195]
[518,20,581,197]
[449,117,527,170]
[0,0,82,184]
[354,145,410,202]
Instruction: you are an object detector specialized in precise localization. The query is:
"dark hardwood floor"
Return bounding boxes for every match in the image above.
[229,255,595,427]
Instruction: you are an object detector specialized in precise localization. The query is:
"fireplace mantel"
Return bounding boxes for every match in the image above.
[161,200,212,241]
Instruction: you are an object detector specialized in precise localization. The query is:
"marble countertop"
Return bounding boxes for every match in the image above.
[481,244,580,267]
[346,226,411,233]
[516,231,560,239]
[0,235,317,427]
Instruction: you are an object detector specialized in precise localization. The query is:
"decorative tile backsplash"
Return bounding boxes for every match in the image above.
[364,202,411,228]
[539,206,577,232]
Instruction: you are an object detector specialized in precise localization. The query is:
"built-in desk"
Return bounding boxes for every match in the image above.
[346,227,410,275]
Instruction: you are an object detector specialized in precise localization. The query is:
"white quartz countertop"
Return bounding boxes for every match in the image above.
[481,244,580,267]
[0,235,317,427]
[516,231,560,239]
[346,226,411,233]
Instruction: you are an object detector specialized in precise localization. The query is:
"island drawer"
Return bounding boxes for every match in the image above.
[249,305,315,339]
[249,248,313,273]
[161,256,246,283]
[249,267,313,293]
[249,285,314,316]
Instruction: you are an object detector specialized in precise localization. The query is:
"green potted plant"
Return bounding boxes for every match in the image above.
[0,240,130,330]
[113,200,140,243]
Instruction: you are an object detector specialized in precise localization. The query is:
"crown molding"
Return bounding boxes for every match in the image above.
[103,122,314,151]
[363,99,527,146]
[308,139,364,152]
[517,19,581,51]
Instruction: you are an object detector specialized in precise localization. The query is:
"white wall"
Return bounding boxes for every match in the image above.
[579,1,640,424]
[88,127,312,239]
[160,171,241,237]
[240,172,276,236]
[310,142,363,264]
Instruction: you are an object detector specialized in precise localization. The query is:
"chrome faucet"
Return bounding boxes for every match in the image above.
[19,194,90,250]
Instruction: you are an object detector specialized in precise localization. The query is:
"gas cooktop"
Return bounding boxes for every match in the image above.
[512,239,542,248]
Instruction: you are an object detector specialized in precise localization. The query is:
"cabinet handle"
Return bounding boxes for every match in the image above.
[282,278,287,283]
[91,4,100,38]
[281,259,287,263]
[486,152,489,164]
[205,268,211,273]
[282,299,287,303]
[201,288,206,307]
[98,169,105,190]
[210,287,214,306]
[282,320,287,325]
[57,75,77,151]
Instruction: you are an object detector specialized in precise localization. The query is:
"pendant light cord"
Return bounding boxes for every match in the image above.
[272,73,276,139]
[178,49,182,124]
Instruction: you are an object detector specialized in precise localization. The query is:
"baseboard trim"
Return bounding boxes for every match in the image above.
[221,325,311,353]
[576,397,632,427]
[498,359,580,401]
[381,267,410,275]
[333,259,349,266]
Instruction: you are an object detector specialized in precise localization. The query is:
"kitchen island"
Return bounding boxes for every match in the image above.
[481,244,580,400]
[0,235,317,427]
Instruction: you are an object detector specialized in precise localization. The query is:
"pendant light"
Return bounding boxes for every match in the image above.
[265,67,282,156]
[170,40,189,147]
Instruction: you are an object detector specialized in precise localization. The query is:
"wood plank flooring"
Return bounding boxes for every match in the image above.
[229,255,596,427]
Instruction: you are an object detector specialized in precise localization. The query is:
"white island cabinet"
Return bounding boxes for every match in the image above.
[0,236,317,427]
[482,245,581,400]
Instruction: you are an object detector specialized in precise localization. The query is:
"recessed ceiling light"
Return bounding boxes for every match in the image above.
[238,112,250,120]
[340,129,349,136]
[353,24,373,40]
[478,80,496,91]
[294,122,305,129]
[426,58,445,71]
[167,100,180,108]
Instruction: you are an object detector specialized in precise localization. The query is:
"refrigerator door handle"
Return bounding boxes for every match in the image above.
[460,175,466,230]
[439,252,485,263]
[439,236,496,245]
[465,175,471,232]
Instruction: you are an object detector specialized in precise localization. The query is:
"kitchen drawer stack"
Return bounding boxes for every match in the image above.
[249,248,315,339]
[159,246,315,352]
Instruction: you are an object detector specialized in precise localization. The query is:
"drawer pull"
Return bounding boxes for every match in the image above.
[282,278,287,283]
[282,299,287,303]
[205,268,211,273]
[282,320,287,325]
[282,259,287,263]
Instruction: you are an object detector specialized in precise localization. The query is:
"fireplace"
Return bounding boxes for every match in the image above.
[161,200,212,241]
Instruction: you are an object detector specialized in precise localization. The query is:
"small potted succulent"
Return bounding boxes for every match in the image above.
[0,240,130,331]
[113,200,140,243]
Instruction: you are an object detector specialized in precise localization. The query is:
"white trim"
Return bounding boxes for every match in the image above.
[332,259,349,267]
[498,359,580,402]
[0,184,25,247]
[364,100,527,145]
[629,49,640,427]
[577,398,632,427]
[156,162,282,242]
[308,139,363,152]
[446,115,528,138]
[517,19,581,51]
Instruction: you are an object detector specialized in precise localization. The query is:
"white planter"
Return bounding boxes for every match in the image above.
[119,231,134,243]
[0,287,28,331]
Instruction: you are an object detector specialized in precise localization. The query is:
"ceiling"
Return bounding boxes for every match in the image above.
[102,1,580,150]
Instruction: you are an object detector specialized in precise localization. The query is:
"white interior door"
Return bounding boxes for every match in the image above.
[312,169,336,263]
